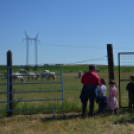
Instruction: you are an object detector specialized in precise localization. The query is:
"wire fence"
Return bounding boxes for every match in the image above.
[119,52,134,108]
[0,58,133,117]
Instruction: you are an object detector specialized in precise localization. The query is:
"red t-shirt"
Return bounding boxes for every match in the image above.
[81,71,101,85]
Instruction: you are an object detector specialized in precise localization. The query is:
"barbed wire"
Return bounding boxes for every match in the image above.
[37,56,107,65]
[1,42,134,49]
[63,56,107,65]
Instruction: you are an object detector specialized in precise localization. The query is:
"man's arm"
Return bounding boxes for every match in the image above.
[95,74,101,85]
[81,74,84,84]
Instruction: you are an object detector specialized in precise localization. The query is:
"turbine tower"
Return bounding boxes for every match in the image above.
[24,32,40,66]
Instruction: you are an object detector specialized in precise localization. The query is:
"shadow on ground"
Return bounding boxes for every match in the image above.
[40,112,113,122]
[41,109,134,122]
[113,117,134,125]
[113,110,134,125]
[40,113,83,122]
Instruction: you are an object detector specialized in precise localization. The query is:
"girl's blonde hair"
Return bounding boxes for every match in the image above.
[108,79,116,85]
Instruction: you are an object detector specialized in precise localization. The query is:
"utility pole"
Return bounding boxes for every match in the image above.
[24,32,40,67]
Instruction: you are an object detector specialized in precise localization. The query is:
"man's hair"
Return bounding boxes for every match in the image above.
[130,75,134,81]
[89,64,96,71]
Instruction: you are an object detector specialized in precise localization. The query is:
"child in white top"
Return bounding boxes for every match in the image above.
[98,78,107,113]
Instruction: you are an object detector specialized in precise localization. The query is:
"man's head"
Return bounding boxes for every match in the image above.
[130,75,134,82]
[89,64,96,72]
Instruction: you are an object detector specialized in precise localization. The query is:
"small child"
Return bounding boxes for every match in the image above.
[107,80,118,115]
[126,76,134,110]
[98,78,107,114]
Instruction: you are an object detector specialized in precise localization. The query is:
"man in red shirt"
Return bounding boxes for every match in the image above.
[80,65,101,116]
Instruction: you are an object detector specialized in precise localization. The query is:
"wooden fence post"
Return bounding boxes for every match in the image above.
[107,44,115,80]
[7,50,13,117]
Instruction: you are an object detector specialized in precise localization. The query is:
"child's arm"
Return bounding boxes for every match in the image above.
[126,83,129,90]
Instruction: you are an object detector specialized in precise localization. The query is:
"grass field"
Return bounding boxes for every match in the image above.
[0,65,131,115]
[0,73,110,114]
[0,65,134,133]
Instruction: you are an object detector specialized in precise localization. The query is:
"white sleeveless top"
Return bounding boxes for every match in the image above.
[98,85,107,95]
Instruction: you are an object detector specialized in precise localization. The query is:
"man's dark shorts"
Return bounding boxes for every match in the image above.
[80,84,97,101]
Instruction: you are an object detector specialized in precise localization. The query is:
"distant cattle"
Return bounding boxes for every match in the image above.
[44,70,49,73]
[19,69,27,74]
[41,72,49,80]
[47,72,56,80]
[5,72,25,83]
[41,71,56,80]
[78,71,82,78]
[27,72,39,82]
[96,69,100,72]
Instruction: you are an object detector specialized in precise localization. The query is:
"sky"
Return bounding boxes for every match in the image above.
[0,0,134,65]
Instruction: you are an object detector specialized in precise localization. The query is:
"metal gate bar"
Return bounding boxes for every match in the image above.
[0,65,64,117]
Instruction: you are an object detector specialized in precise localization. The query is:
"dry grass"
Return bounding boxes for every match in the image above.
[0,112,134,134]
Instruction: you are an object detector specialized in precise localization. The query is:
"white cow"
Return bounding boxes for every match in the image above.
[12,72,25,83]
[41,72,49,80]
[5,72,24,83]
[27,72,39,82]
[44,70,49,73]
[19,69,27,74]
[41,72,56,80]
[47,72,56,80]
